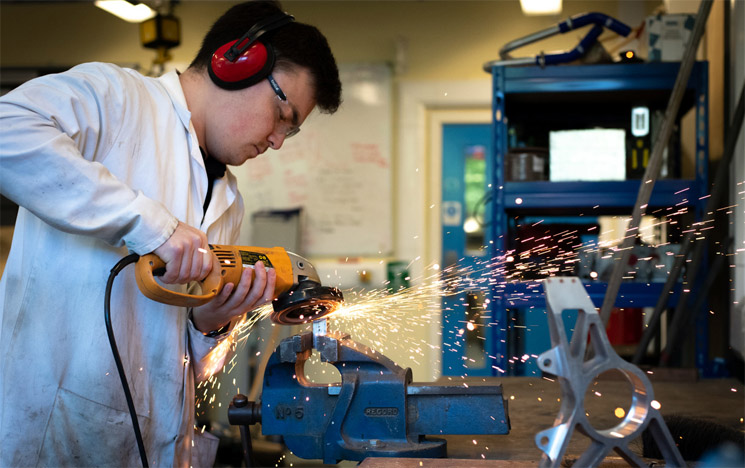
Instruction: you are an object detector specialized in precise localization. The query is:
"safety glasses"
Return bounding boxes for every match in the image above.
[267,74,301,139]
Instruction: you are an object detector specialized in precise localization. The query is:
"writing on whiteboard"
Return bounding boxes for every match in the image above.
[237,64,392,256]
[352,142,388,168]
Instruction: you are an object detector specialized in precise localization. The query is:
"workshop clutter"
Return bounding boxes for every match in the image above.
[509,121,680,182]
[626,108,681,179]
[646,13,696,62]
[607,307,644,346]
[507,221,600,280]
[550,128,627,182]
[505,147,549,181]
[577,243,683,283]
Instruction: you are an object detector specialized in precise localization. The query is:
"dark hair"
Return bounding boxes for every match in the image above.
[190,0,342,113]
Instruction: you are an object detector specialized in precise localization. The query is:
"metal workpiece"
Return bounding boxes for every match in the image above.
[536,277,685,467]
[278,331,314,362]
[231,330,510,464]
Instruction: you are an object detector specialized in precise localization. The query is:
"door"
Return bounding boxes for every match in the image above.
[440,123,495,376]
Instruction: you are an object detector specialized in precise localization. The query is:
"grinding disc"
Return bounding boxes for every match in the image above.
[270,281,343,325]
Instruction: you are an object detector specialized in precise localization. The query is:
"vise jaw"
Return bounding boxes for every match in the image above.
[229,331,510,464]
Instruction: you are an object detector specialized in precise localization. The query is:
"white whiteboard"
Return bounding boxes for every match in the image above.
[235,63,392,256]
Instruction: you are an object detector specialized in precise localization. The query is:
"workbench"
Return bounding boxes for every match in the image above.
[279,374,743,467]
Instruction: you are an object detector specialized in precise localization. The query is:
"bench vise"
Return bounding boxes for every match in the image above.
[229,330,510,465]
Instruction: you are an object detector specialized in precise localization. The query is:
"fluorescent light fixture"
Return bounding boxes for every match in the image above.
[95,0,156,23]
[520,0,562,16]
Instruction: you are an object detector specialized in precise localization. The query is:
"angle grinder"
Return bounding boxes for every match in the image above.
[135,245,343,325]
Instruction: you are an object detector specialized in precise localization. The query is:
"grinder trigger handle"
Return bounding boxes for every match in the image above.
[135,253,224,307]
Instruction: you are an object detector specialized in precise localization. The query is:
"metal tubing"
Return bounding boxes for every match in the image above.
[499,25,560,59]
[483,56,538,70]
[599,0,714,327]
[542,25,603,66]
[485,12,630,72]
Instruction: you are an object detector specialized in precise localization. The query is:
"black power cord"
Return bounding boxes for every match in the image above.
[104,253,149,468]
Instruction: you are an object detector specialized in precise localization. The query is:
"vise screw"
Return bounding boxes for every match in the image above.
[229,331,510,465]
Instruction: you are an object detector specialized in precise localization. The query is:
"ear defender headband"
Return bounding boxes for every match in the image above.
[209,13,295,90]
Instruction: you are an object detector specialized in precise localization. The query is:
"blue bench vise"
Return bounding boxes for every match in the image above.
[228,330,510,465]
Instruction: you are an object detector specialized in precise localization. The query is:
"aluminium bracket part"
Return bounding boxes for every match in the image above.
[536,277,685,467]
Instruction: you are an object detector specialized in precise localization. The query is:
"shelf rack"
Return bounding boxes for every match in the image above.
[487,62,709,375]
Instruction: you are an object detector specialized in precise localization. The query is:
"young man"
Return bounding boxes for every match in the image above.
[0,1,341,466]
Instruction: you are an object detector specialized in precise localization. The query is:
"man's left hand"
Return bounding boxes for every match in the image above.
[191,261,277,335]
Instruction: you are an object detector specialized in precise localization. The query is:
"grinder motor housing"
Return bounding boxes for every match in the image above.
[135,245,343,324]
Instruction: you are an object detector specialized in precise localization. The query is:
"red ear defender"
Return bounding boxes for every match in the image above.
[207,13,294,91]
[209,39,274,90]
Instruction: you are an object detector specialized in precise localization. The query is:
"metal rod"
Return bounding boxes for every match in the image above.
[239,425,256,467]
[634,81,744,364]
[599,0,714,327]
[662,238,733,365]
[631,228,694,363]
[660,85,745,366]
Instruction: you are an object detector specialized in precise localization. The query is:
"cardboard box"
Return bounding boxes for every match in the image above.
[646,13,696,62]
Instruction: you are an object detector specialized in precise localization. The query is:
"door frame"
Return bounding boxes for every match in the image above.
[433,115,493,376]
[396,79,491,381]
[426,109,491,273]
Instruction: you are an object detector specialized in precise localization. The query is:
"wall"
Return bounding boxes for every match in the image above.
[1,1,665,79]
[1,1,731,379]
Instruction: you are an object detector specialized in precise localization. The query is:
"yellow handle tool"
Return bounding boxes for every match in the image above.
[135,245,343,324]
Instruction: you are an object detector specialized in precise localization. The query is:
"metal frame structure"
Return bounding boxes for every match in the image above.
[535,277,685,467]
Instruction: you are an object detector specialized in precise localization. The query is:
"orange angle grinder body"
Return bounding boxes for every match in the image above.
[135,245,343,325]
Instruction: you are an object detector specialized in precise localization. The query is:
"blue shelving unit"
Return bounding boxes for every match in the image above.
[498,281,684,309]
[503,179,698,210]
[487,62,710,375]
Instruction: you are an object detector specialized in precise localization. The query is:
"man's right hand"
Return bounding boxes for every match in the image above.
[153,221,212,284]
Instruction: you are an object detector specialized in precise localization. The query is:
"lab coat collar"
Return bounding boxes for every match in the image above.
[157,70,239,231]
[158,70,192,132]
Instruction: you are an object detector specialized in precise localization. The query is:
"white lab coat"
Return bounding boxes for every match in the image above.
[0,63,244,467]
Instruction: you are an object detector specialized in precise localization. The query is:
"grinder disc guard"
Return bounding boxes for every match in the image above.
[271,280,343,325]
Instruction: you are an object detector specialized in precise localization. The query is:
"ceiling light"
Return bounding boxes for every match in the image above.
[95,0,157,23]
[520,0,562,16]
